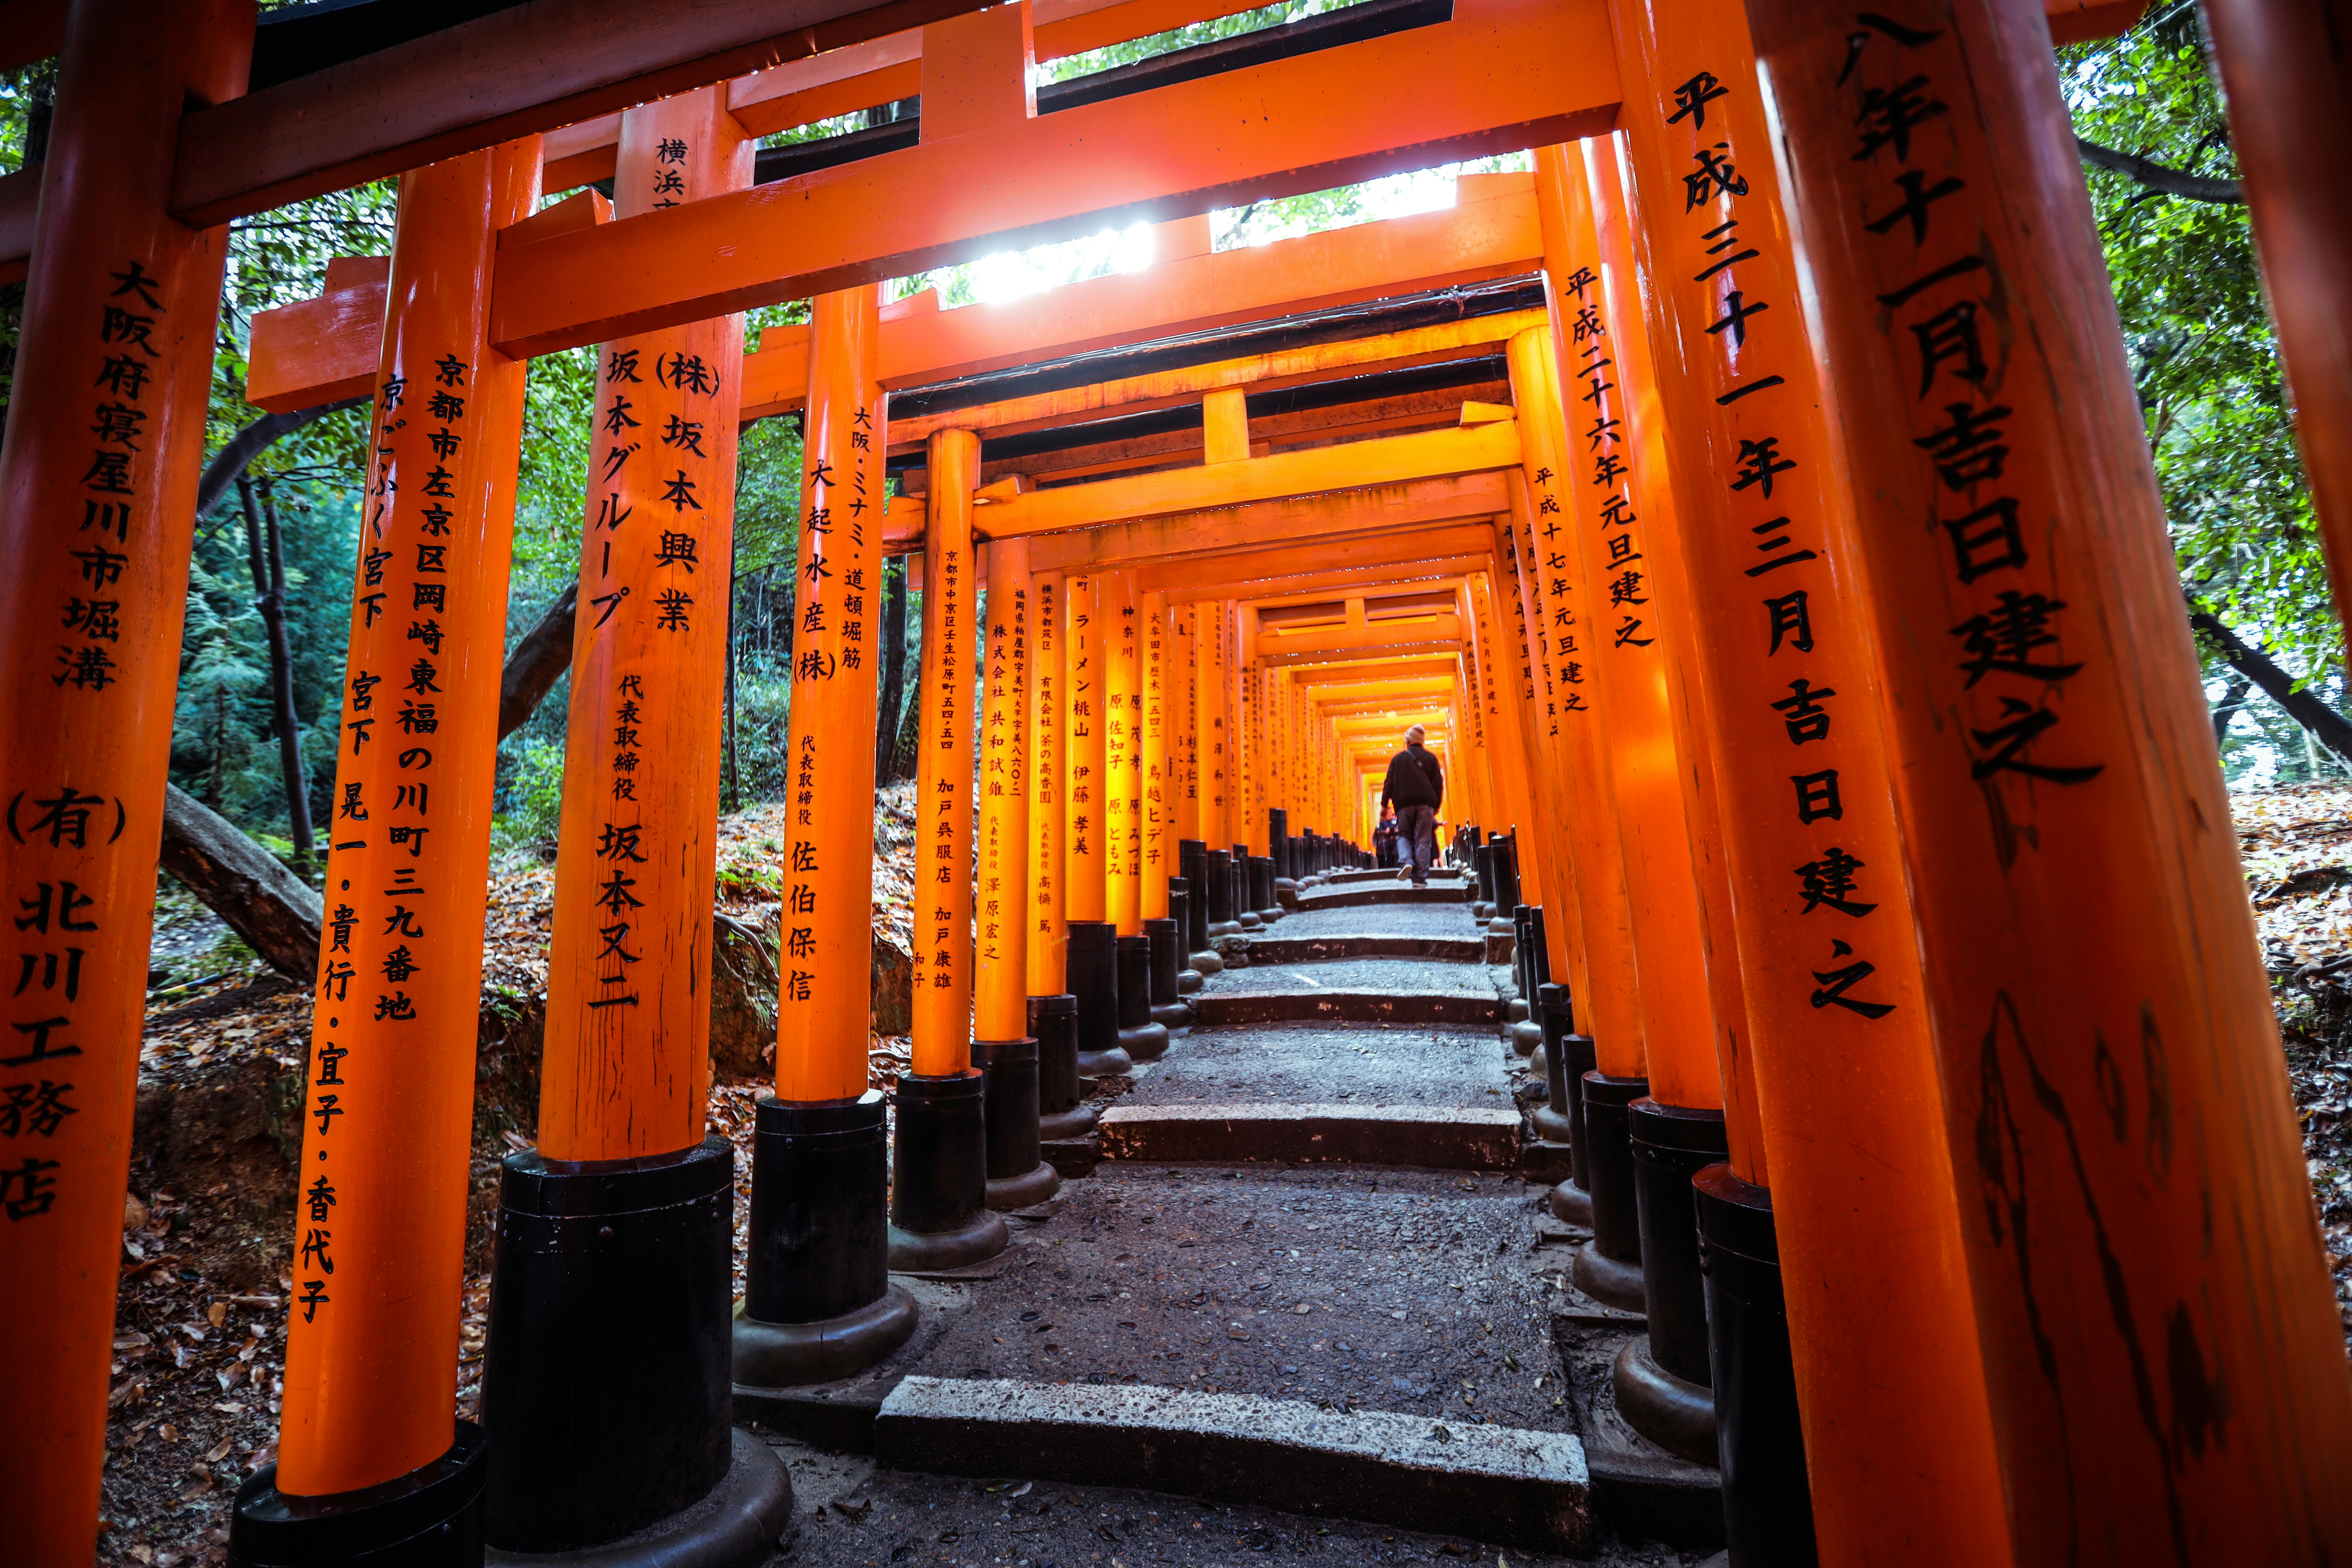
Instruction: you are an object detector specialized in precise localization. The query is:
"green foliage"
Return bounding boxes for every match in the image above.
[2063,5,2342,687]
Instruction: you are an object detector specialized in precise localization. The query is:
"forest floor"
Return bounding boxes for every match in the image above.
[93,781,2352,1565]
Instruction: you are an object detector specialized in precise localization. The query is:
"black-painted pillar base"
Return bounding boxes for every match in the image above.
[1203,848,1240,937]
[1145,914,1191,1027]
[1066,921,1134,1078]
[1232,845,1262,929]
[231,1424,486,1567]
[1115,933,1171,1060]
[475,1137,761,1557]
[1572,1071,1648,1314]
[888,1070,1009,1272]
[1697,1167,1817,1565]
[1543,1011,1595,1228]
[734,1093,919,1388]
[982,1035,1060,1212]
[1028,993,1097,1141]
[1250,854,1282,923]
[1169,882,1204,995]
[1616,1099,1730,1467]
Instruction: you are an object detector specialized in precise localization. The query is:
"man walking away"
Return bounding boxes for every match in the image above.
[1379,724,1444,887]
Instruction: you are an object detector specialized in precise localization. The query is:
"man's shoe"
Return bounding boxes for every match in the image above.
[1395,867,1410,881]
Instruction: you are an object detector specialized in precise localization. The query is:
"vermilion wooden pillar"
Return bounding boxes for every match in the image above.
[911,428,978,1078]
[2199,0,2352,662]
[889,425,1002,1269]
[1608,0,2009,1549]
[1751,0,2352,1556]
[1536,142,1759,1180]
[477,91,788,1556]
[735,284,917,1386]
[0,4,250,1560]
[1065,574,1106,925]
[536,88,749,1162]
[244,138,541,1561]
[1104,568,1143,937]
[1509,327,1721,1116]
[1142,589,1172,918]
[1027,571,1068,999]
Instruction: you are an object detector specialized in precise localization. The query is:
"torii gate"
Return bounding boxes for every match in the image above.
[5,0,2351,1564]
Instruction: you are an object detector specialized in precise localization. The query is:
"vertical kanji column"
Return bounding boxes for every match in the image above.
[1102,568,1165,1061]
[1200,601,1240,937]
[1141,590,1191,1029]
[1750,0,2352,1556]
[889,426,1002,1270]
[978,537,1058,1208]
[1607,0,2009,1550]
[476,88,791,1559]
[1516,310,1736,1462]
[0,4,249,1560]
[1027,570,1092,1138]
[734,285,917,1388]
[1176,602,1220,981]
[1063,573,1126,1074]
[233,136,539,1562]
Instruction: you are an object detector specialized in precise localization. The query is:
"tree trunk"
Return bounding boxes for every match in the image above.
[241,476,314,863]
[2188,602,2352,761]
[160,783,326,979]
[876,555,908,780]
[196,398,367,521]
[498,581,578,741]
[2212,675,2251,751]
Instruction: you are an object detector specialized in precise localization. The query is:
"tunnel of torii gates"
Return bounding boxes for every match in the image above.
[6,0,2352,1561]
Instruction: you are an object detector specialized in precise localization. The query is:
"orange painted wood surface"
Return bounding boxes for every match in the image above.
[1754,0,2352,1554]
[276,135,544,1499]
[975,538,1032,1039]
[0,4,248,1555]
[536,89,751,1163]
[485,0,1612,358]
[1027,571,1069,994]
[773,286,891,1102]
[912,428,979,1075]
[1608,0,2010,1552]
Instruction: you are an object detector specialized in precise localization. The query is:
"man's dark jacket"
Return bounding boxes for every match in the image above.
[1380,743,1444,810]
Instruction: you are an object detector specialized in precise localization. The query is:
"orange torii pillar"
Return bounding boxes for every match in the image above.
[1605,0,2007,1548]
[976,536,1060,1209]
[1140,591,1194,1030]
[1198,601,1241,937]
[1493,495,1654,1264]
[1063,575,1128,1076]
[474,90,793,1560]
[1516,317,1738,1455]
[1175,603,1223,979]
[2200,0,2352,662]
[1537,150,1760,1220]
[889,427,1006,1272]
[1229,623,1266,929]
[1751,0,2352,1556]
[734,284,917,1388]
[230,137,538,1561]
[1487,520,1578,965]
[1025,569,1094,1140]
[1103,568,1169,1061]
[0,5,246,1559]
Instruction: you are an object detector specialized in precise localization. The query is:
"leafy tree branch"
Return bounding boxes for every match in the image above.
[2076,135,2242,204]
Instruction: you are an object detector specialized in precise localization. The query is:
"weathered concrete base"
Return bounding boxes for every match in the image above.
[1506,997,1531,1023]
[1149,1001,1194,1029]
[732,1286,922,1401]
[1550,1180,1594,1227]
[1573,1244,1649,1316]
[1510,1020,1544,1055]
[1177,967,1205,994]
[485,1430,793,1568]
[1099,1102,1520,1169]
[1549,1310,1723,1553]
[887,1209,1009,1275]
[1531,1104,1576,1144]
[1190,949,1225,976]
[1613,1335,1718,1469]
[733,1280,965,1452]
[873,1377,1591,1554]
[1037,1102,1098,1142]
[1517,1137,1575,1186]
[1040,1135,1101,1180]
[985,1160,1061,1213]
[1484,930,1516,965]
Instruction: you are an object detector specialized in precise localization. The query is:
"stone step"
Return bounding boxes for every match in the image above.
[1240,932,1486,964]
[1099,1102,1520,1169]
[1319,867,1472,887]
[874,1375,1591,1553]
[1193,989,1497,1027]
[1295,883,1475,911]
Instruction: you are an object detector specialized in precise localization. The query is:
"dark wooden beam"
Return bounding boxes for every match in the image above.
[0,0,65,74]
